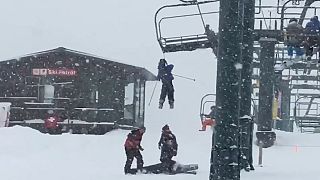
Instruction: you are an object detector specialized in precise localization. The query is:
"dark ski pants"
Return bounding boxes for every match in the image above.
[287,45,303,57]
[159,82,174,104]
[304,36,320,57]
[124,148,144,173]
[46,127,61,135]
[160,150,176,172]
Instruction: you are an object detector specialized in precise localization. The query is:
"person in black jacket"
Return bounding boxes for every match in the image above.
[157,59,175,109]
[158,124,178,173]
[205,24,218,55]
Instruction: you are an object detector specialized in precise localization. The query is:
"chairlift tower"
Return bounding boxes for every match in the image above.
[211,0,246,179]
[239,0,256,172]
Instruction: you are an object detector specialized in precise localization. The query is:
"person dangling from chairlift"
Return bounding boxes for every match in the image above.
[157,59,175,109]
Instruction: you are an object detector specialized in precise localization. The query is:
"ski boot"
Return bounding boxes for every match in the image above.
[124,167,131,175]
[159,99,164,109]
[136,168,147,174]
[169,101,174,109]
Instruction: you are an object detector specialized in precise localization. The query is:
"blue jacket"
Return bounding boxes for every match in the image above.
[157,64,174,83]
[305,16,320,33]
[157,59,167,80]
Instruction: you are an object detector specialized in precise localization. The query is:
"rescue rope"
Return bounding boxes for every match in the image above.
[195,0,207,30]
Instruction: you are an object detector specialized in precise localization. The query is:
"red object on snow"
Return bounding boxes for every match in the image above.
[44,116,59,129]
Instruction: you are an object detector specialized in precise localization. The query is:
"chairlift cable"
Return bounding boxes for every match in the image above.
[162,52,166,59]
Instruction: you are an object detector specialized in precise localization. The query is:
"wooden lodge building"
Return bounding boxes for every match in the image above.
[0,47,156,134]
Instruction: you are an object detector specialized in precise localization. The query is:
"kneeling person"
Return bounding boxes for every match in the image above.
[158,125,178,173]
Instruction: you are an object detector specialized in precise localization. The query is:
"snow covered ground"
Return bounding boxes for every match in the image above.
[1,100,320,180]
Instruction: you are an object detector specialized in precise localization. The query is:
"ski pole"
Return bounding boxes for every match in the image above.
[148,81,158,106]
[172,73,196,81]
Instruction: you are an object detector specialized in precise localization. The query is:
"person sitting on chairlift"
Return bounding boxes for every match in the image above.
[304,16,320,61]
[199,105,216,131]
[205,24,218,55]
[284,18,304,64]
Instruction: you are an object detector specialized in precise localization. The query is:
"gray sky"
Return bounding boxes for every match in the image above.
[0,0,217,66]
[0,0,218,114]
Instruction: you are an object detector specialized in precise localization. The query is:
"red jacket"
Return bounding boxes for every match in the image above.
[124,130,143,150]
[44,116,59,129]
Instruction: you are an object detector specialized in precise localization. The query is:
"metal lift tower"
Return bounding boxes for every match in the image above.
[211,0,245,179]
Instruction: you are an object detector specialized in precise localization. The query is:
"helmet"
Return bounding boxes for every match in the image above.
[162,124,170,131]
[289,18,297,23]
[159,59,167,65]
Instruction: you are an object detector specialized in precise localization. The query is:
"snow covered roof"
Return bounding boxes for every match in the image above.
[0,47,157,81]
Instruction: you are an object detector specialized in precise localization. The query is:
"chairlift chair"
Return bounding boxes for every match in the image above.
[255,0,320,73]
[199,94,216,131]
[154,0,219,54]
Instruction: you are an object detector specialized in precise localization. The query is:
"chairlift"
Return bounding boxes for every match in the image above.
[198,94,216,131]
[280,0,320,67]
[254,0,316,31]
[199,94,215,122]
[254,0,320,72]
[154,0,219,53]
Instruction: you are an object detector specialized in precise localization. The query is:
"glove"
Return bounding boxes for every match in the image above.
[159,59,167,65]
[172,150,177,156]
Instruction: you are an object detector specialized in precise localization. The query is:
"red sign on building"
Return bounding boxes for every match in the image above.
[32,68,77,76]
